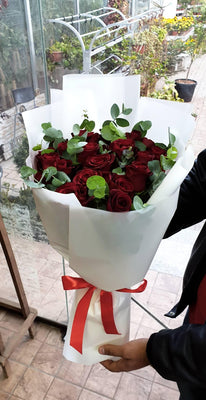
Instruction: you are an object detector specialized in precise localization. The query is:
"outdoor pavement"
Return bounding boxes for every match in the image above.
[0,55,206,400]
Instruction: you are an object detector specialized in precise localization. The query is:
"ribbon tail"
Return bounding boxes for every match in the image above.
[70,287,95,353]
[100,291,120,335]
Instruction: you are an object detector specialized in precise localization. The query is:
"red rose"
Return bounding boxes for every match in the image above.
[109,139,135,159]
[56,182,76,194]
[77,142,99,164]
[56,158,73,175]
[75,184,93,207]
[108,174,135,194]
[107,189,132,212]
[126,161,151,192]
[36,152,60,171]
[34,171,43,182]
[86,132,101,143]
[137,151,155,164]
[73,168,99,186]
[142,138,154,148]
[150,145,167,160]
[57,140,68,155]
[126,130,142,141]
[85,153,116,171]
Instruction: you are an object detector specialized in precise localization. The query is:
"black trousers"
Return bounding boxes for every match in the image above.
[178,382,206,400]
[178,311,206,399]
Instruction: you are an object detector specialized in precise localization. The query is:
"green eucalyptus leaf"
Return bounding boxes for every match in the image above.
[86,175,106,190]
[132,120,152,134]
[102,119,112,127]
[41,166,57,182]
[109,121,118,132]
[56,171,71,183]
[140,120,152,131]
[24,180,45,189]
[80,118,87,129]
[43,127,63,141]
[155,142,167,150]
[51,177,65,187]
[20,166,37,179]
[169,131,176,147]
[112,167,125,175]
[133,195,144,210]
[32,144,42,151]
[122,104,132,115]
[116,118,129,127]
[148,160,162,181]
[101,125,115,141]
[135,141,147,151]
[111,103,120,119]
[94,187,106,199]
[41,148,55,155]
[41,122,52,130]
[86,120,95,132]
[167,146,178,161]
[73,124,80,135]
[45,184,57,191]
[160,155,175,170]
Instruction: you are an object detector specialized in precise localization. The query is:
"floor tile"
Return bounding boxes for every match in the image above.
[79,389,111,399]
[31,342,63,375]
[154,371,179,390]
[10,336,42,365]
[147,288,177,312]
[0,313,24,333]
[0,360,26,394]
[0,390,10,399]
[149,382,179,400]
[57,358,91,386]
[0,326,15,349]
[13,367,53,400]
[85,363,121,398]
[114,372,152,400]
[153,273,181,294]
[129,364,156,382]
[45,327,64,348]
[32,322,51,342]
[45,377,81,399]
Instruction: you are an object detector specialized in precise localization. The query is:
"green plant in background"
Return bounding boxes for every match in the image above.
[13,135,29,172]
[128,26,168,96]
[151,80,184,101]
[166,39,186,73]
[183,23,206,78]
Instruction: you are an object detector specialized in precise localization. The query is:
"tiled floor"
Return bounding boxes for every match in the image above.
[0,54,206,399]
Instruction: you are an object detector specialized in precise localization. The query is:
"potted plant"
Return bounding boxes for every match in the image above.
[48,41,64,63]
[175,22,206,101]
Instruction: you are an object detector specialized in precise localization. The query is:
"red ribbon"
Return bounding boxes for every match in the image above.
[62,276,147,354]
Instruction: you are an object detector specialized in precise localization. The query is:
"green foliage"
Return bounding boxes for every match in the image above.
[86,175,108,199]
[101,103,132,142]
[128,26,168,96]
[151,80,184,102]
[13,135,29,172]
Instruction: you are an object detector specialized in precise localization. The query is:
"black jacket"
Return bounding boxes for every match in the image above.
[146,149,206,391]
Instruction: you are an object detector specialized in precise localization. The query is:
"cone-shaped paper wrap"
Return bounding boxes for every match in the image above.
[23,75,195,364]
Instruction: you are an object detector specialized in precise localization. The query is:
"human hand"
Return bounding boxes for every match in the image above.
[98,338,150,372]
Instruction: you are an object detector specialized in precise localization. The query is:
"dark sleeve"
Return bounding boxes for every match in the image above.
[164,149,206,238]
[146,323,206,387]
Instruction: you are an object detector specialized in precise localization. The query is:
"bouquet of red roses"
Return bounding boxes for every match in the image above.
[21,103,177,214]
[21,74,195,365]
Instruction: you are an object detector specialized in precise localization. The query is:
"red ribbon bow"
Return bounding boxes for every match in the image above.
[62,276,147,354]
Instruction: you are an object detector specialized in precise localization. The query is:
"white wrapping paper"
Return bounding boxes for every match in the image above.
[23,75,195,364]
[63,289,131,365]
